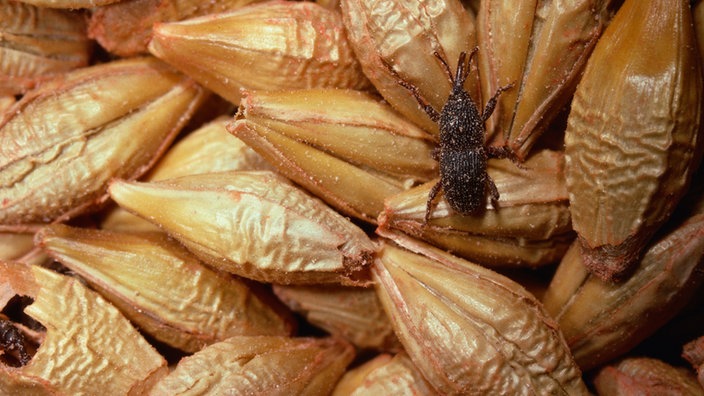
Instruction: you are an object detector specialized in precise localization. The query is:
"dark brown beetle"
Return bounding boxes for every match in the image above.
[392,47,516,221]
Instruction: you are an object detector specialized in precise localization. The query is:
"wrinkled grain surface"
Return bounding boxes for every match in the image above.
[89,0,262,56]
[0,58,204,228]
[373,232,586,395]
[109,171,376,285]
[150,336,354,396]
[564,0,702,280]
[149,1,370,105]
[37,225,293,353]
[0,0,90,95]
[543,213,704,370]
[0,263,167,395]
[340,0,477,134]
[230,88,435,223]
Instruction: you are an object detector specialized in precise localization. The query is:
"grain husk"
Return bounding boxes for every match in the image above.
[683,335,704,388]
[332,352,438,396]
[109,171,376,285]
[229,88,436,223]
[542,213,704,370]
[340,0,477,135]
[593,357,703,396]
[564,0,703,281]
[0,262,167,395]
[101,115,272,232]
[0,0,90,95]
[0,57,205,229]
[273,284,400,351]
[89,0,263,57]
[150,335,354,396]
[373,230,587,395]
[36,224,294,353]
[148,0,370,105]
[477,0,612,157]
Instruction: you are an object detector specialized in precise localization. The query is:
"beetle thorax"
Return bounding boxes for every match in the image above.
[438,88,484,150]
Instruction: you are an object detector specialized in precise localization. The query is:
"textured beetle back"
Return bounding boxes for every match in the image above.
[440,148,487,214]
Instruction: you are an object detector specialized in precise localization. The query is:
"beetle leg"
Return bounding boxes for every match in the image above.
[424,181,443,223]
[379,57,441,122]
[486,145,526,168]
[486,173,500,209]
[486,145,512,159]
[481,82,514,122]
[399,79,441,122]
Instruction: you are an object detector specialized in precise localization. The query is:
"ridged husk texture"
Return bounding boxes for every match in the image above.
[0,57,205,229]
[373,231,587,395]
[564,0,703,281]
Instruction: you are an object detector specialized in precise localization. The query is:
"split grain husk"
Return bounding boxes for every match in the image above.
[373,230,587,395]
[0,262,167,395]
[0,57,205,229]
[0,0,90,95]
[36,224,294,353]
[150,335,354,396]
[148,0,370,105]
[273,284,400,351]
[89,0,263,57]
[542,212,704,371]
[229,88,436,223]
[340,0,477,135]
[379,149,573,267]
[332,352,438,396]
[593,357,704,396]
[564,0,703,281]
[477,0,612,157]
[109,171,376,285]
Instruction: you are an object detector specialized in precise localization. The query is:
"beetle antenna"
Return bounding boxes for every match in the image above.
[433,51,454,84]
[454,52,468,85]
[467,47,479,66]
[464,47,479,82]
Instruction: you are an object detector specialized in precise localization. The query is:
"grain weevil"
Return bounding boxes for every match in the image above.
[391,47,517,222]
